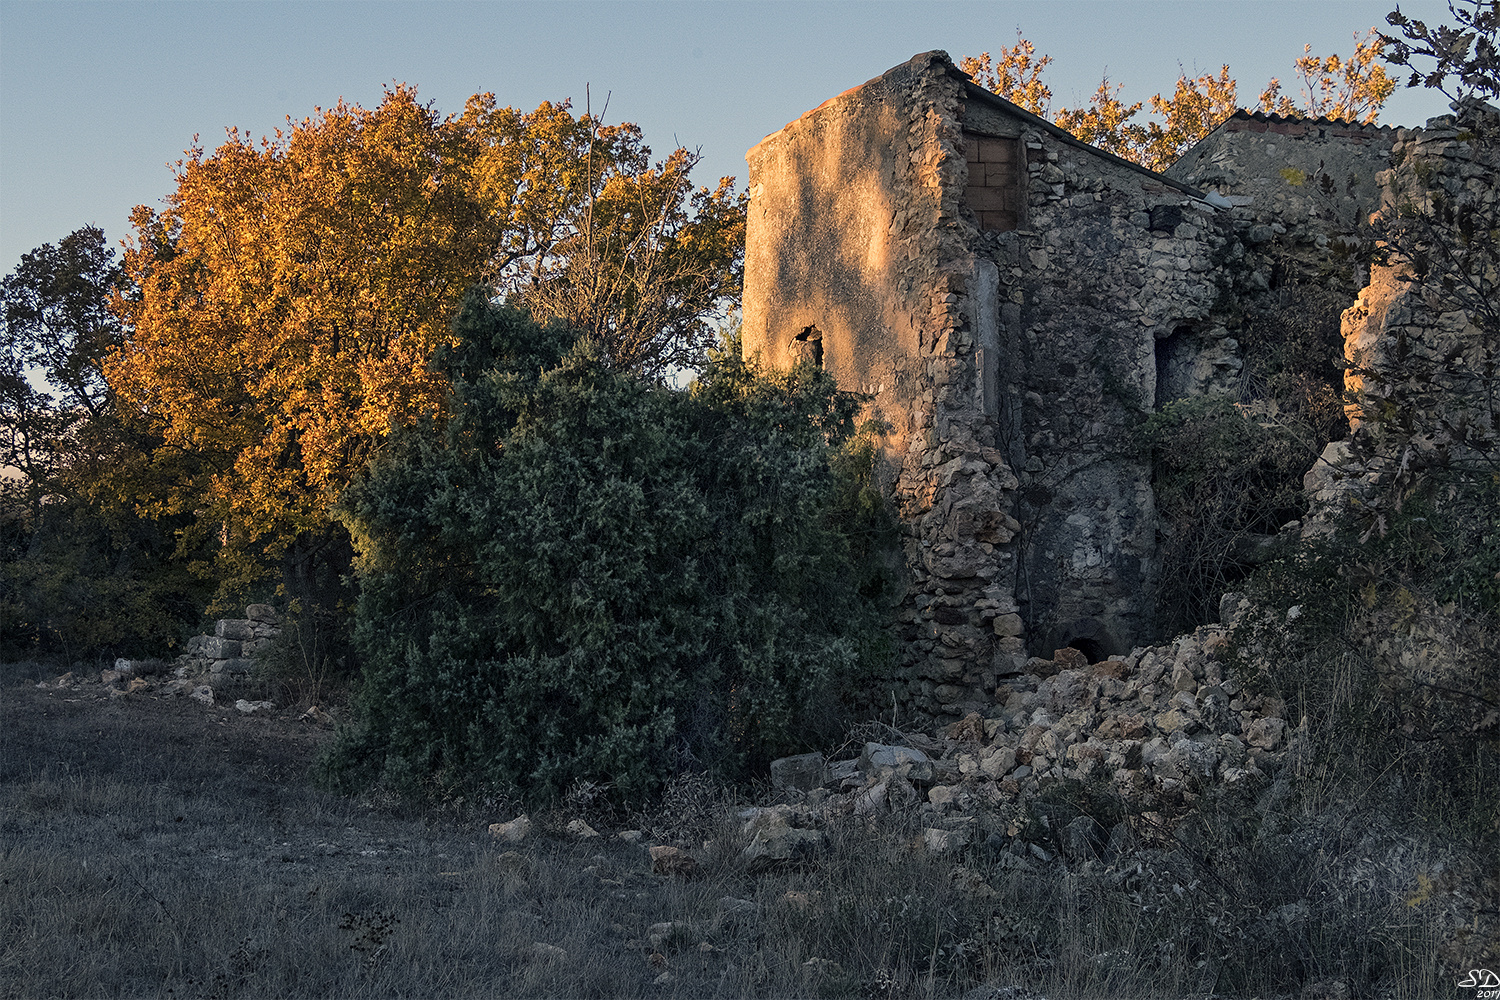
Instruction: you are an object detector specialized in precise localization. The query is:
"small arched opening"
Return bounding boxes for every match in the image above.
[1047,617,1121,664]
[1060,636,1108,664]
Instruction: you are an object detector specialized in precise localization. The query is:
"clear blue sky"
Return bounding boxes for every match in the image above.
[0,0,1457,273]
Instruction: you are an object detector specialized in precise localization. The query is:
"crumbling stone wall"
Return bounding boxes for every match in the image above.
[744,54,1021,723]
[744,53,1243,723]
[740,52,1470,726]
[961,83,1231,672]
[1306,99,1499,528]
[1166,111,1396,259]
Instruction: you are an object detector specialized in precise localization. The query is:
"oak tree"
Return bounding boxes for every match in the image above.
[465,96,745,376]
[107,86,496,592]
[963,29,1395,170]
[1259,29,1396,123]
[107,87,744,592]
[958,32,1054,116]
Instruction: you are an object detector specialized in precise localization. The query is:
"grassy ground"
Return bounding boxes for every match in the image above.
[0,660,1478,999]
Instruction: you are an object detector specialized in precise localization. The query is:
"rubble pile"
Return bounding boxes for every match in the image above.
[739,606,1299,862]
[34,604,282,708]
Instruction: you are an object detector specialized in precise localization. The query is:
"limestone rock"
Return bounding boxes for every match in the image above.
[215,620,257,642]
[565,819,600,839]
[1245,716,1287,750]
[922,826,968,853]
[769,752,827,793]
[860,742,930,770]
[489,815,532,842]
[648,845,699,877]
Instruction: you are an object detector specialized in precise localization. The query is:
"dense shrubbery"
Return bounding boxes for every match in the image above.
[1238,469,1500,836]
[0,486,210,662]
[320,295,895,804]
[1140,395,1315,639]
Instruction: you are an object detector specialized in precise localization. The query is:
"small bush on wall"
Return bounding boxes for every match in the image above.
[321,294,894,805]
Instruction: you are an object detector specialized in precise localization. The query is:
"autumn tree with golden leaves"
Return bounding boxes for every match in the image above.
[963,28,1394,171]
[1259,29,1396,123]
[108,86,744,594]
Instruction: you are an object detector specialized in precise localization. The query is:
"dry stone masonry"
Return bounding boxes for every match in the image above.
[742,51,1492,724]
[1306,98,1499,530]
[173,603,282,678]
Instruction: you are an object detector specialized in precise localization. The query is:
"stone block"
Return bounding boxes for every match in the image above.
[992,613,1024,637]
[769,753,828,793]
[216,619,256,641]
[246,604,279,624]
[489,815,531,842]
[211,657,256,675]
[203,637,242,659]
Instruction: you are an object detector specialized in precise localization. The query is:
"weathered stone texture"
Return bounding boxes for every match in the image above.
[742,51,1493,725]
[743,52,1240,720]
[1307,99,1499,533]
[1165,110,1397,250]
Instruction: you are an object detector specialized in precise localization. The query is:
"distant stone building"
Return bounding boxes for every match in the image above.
[740,51,1401,722]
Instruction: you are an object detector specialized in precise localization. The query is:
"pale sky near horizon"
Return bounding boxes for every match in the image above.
[0,0,1460,274]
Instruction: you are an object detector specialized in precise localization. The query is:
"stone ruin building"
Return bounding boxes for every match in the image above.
[739,51,1467,723]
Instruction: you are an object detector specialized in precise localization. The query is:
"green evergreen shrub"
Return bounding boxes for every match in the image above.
[321,295,894,804]
[1140,395,1314,638]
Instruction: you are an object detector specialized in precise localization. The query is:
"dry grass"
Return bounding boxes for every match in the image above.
[0,662,1480,999]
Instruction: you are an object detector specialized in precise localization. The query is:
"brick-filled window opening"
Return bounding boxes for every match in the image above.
[964,133,1023,232]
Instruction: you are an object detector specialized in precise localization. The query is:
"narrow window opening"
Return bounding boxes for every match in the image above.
[1154,325,1197,409]
[792,325,823,367]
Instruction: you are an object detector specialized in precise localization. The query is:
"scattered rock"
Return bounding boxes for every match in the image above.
[234,698,274,714]
[188,685,214,706]
[1053,647,1089,670]
[743,822,822,865]
[648,845,699,878]
[859,742,930,770]
[489,815,531,842]
[565,819,600,839]
[718,896,757,916]
[616,829,643,844]
[1246,716,1287,750]
[923,827,968,853]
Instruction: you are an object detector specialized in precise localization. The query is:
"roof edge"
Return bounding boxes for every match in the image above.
[1219,108,1400,132]
[962,81,1205,198]
[748,51,959,160]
